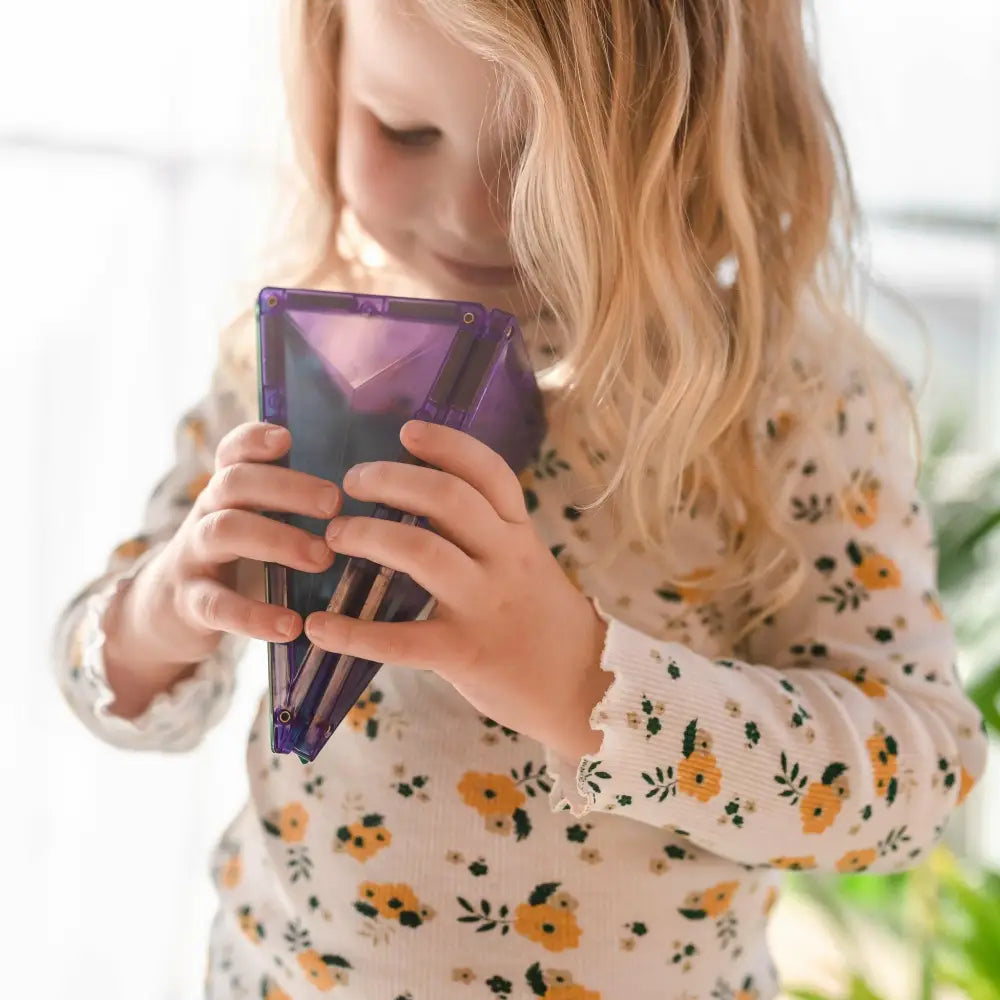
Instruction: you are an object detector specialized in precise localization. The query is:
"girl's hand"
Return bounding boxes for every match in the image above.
[304,420,610,759]
[150,423,342,661]
[103,422,343,718]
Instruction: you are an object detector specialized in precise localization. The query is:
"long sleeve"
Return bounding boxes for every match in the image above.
[51,362,251,752]
[543,361,989,875]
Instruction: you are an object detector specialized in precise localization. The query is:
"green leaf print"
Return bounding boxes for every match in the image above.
[581,759,611,793]
[745,721,760,746]
[819,580,869,613]
[821,762,847,785]
[640,765,677,802]
[455,897,512,935]
[774,752,809,803]
[682,719,698,758]
[361,813,383,827]
[354,901,378,919]
[535,448,571,479]
[322,955,352,968]
[526,962,547,996]
[365,717,378,740]
[846,540,864,565]
[287,846,313,883]
[656,587,683,603]
[468,859,489,877]
[528,882,560,906]
[513,808,532,842]
[878,826,912,856]
[262,819,281,837]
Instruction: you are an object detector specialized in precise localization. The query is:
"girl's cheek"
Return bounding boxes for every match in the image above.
[338,105,423,232]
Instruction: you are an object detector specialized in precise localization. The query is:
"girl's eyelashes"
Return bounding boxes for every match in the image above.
[376,119,442,149]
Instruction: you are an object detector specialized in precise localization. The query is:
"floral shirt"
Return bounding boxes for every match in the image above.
[51,347,987,1000]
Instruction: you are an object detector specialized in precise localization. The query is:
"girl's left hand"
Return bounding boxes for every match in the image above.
[304,420,610,759]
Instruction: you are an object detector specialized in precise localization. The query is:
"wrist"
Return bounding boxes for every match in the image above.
[546,600,611,761]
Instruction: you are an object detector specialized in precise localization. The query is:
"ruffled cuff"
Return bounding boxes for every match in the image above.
[64,545,242,752]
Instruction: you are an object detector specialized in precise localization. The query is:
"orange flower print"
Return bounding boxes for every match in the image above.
[111,536,150,563]
[358,881,417,919]
[679,880,739,920]
[514,902,582,952]
[700,880,740,917]
[345,688,382,735]
[523,963,600,999]
[237,905,264,944]
[262,802,309,842]
[334,814,391,862]
[677,720,722,802]
[957,767,977,806]
[219,853,242,888]
[767,410,796,443]
[762,885,780,916]
[279,803,309,843]
[836,848,877,873]
[356,882,433,927]
[263,981,292,1000]
[676,567,716,605]
[183,415,207,451]
[296,950,351,991]
[185,471,212,503]
[770,856,816,871]
[837,667,887,698]
[458,772,526,816]
[844,472,880,528]
[548,986,602,1000]
[923,591,946,622]
[800,763,850,834]
[853,550,902,590]
[866,730,899,801]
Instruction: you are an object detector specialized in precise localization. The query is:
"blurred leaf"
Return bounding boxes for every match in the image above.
[966,662,1000,737]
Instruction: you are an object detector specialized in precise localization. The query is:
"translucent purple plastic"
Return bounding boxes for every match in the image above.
[256,287,546,761]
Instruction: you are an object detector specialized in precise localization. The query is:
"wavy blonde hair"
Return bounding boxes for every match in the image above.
[221,0,908,627]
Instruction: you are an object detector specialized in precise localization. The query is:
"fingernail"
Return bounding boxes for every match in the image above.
[277,613,297,638]
[326,517,342,539]
[266,427,286,447]
[318,486,339,516]
[310,539,330,562]
[345,464,369,488]
[405,420,425,441]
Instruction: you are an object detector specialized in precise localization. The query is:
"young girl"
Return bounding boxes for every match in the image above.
[53,1,988,998]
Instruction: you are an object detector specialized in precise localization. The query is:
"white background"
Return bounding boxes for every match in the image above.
[1,2,997,997]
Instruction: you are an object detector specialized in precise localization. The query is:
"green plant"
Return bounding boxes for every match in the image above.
[921,417,1000,735]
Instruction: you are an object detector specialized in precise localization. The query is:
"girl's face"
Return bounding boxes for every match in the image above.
[338,0,535,317]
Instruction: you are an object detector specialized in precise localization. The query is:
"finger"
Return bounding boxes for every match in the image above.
[399,421,527,523]
[324,515,476,606]
[187,508,335,575]
[303,613,467,673]
[216,421,289,469]
[341,461,500,557]
[197,461,342,521]
[178,577,302,642]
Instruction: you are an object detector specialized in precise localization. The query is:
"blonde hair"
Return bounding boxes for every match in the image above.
[221,0,910,629]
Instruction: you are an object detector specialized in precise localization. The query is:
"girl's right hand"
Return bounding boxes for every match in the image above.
[151,422,341,660]
[106,422,341,684]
